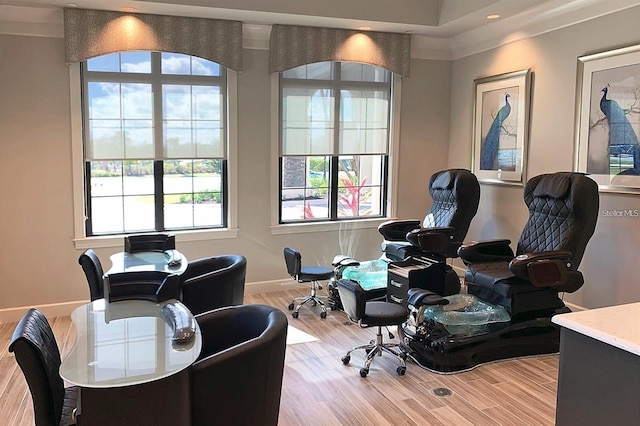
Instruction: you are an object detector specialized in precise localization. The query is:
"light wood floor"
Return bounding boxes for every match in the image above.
[0,288,559,425]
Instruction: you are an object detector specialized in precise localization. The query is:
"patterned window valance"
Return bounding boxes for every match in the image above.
[63,8,242,71]
[269,24,411,77]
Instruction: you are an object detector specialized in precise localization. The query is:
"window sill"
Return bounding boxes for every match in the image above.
[270,218,390,235]
[73,228,240,250]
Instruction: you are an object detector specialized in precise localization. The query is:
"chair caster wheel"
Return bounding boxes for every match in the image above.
[396,366,406,376]
[318,285,322,290]
[292,311,299,318]
[320,311,327,318]
[288,303,294,310]
[359,368,369,378]
[341,355,350,365]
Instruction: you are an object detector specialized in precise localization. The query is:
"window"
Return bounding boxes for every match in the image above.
[81,52,228,236]
[279,62,392,223]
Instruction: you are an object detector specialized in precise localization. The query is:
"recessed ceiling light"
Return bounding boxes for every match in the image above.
[122,6,138,12]
[358,26,371,31]
[66,3,79,7]
[486,14,500,20]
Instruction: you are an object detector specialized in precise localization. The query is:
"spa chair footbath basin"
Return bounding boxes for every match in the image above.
[399,289,570,373]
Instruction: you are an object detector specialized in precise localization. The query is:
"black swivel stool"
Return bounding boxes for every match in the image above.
[284,247,334,318]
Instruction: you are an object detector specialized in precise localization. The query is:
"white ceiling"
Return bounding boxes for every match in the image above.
[0,0,638,59]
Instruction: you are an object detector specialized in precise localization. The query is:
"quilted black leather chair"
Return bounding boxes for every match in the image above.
[124,233,175,253]
[458,172,599,317]
[378,168,480,295]
[180,254,247,315]
[190,304,288,426]
[379,168,480,261]
[104,270,180,303]
[9,308,79,426]
[78,249,104,301]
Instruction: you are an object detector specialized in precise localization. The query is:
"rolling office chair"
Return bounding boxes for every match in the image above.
[378,168,480,296]
[180,254,247,315]
[284,247,334,318]
[104,270,181,304]
[78,248,104,301]
[9,308,79,426]
[337,279,410,377]
[124,233,175,253]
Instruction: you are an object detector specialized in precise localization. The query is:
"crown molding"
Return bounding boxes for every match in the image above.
[1,1,639,61]
[449,0,640,60]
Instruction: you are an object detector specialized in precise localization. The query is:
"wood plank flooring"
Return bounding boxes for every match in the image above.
[0,288,559,425]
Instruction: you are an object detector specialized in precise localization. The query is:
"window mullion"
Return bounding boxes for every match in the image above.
[151,53,165,230]
[331,64,342,220]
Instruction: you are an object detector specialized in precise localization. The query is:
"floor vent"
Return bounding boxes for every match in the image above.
[432,387,453,397]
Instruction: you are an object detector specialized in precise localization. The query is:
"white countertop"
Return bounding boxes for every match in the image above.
[552,302,640,356]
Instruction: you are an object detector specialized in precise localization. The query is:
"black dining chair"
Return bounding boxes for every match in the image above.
[9,308,79,426]
[124,233,175,253]
[190,304,288,426]
[180,254,247,315]
[284,247,334,318]
[104,271,181,303]
[78,248,104,301]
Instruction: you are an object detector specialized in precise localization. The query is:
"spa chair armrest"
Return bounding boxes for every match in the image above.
[378,219,422,241]
[407,288,449,308]
[509,250,576,287]
[457,239,515,264]
[406,226,456,256]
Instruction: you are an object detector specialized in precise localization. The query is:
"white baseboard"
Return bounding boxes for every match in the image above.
[0,300,88,324]
[244,278,299,295]
[0,279,300,324]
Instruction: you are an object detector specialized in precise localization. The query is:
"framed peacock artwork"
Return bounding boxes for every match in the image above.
[472,69,531,185]
[576,44,640,193]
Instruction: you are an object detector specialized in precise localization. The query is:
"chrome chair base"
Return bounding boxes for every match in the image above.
[288,280,328,318]
[341,326,407,377]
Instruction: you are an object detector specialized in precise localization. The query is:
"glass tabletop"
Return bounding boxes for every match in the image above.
[107,250,188,275]
[60,299,201,388]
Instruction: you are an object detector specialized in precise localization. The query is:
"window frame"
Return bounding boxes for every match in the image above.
[70,60,239,249]
[270,65,402,234]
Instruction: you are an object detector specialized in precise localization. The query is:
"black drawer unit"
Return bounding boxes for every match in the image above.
[387,257,446,306]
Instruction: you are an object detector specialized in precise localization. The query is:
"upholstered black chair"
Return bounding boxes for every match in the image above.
[458,172,599,317]
[190,304,288,426]
[180,254,247,315]
[337,279,409,377]
[124,233,175,253]
[378,168,480,295]
[284,247,334,318]
[104,270,180,303]
[379,168,480,262]
[78,249,104,301]
[9,308,79,426]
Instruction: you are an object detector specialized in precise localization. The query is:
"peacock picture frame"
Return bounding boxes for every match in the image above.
[575,44,640,193]
[472,69,531,186]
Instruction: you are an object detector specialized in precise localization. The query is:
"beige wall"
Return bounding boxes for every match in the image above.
[0,35,450,312]
[448,6,640,309]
